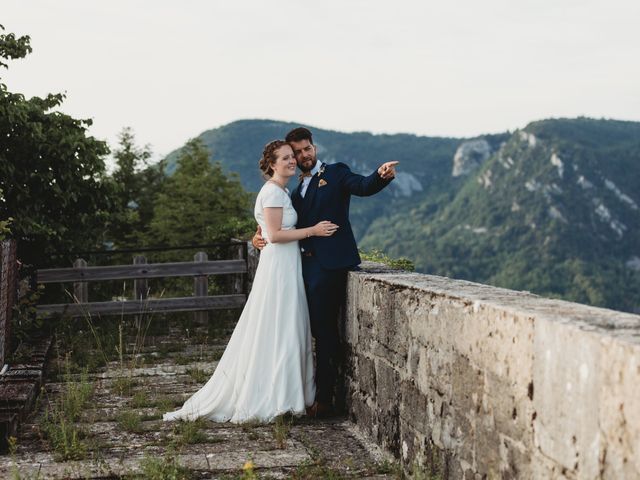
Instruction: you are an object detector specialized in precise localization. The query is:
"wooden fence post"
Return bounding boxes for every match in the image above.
[0,239,18,367]
[73,258,88,304]
[133,255,148,301]
[231,241,244,295]
[133,255,148,327]
[193,252,208,323]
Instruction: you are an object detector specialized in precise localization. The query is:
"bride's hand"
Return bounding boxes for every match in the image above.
[313,221,339,237]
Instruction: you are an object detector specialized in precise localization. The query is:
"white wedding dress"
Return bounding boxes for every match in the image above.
[163,182,315,423]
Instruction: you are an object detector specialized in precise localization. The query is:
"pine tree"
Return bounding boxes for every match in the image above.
[108,127,163,247]
[148,139,252,247]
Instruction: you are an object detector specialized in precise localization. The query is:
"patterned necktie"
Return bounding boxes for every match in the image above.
[298,171,312,182]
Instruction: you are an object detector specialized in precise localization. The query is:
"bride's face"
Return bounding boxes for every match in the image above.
[271,145,297,178]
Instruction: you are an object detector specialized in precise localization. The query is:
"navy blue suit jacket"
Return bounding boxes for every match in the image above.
[291,162,392,270]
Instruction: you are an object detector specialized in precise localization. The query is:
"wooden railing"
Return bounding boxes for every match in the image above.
[0,239,18,367]
[35,248,248,319]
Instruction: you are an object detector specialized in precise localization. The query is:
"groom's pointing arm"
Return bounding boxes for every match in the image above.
[336,162,394,197]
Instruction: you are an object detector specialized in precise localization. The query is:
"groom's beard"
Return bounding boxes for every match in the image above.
[298,157,317,173]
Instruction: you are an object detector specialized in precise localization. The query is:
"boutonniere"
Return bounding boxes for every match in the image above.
[319,179,328,187]
[318,164,326,176]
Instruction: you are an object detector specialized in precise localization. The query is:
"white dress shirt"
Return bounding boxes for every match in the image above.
[300,161,323,198]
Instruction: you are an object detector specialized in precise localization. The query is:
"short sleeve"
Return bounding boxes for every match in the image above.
[261,184,287,208]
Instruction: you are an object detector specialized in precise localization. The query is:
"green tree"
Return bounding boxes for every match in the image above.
[0,25,113,267]
[108,127,164,247]
[148,139,252,247]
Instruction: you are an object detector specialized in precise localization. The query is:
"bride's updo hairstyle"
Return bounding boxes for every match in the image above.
[259,139,289,178]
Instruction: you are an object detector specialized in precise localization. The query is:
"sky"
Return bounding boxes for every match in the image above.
[3,0,640,163]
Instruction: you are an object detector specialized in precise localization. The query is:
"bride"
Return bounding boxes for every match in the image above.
[163,140,338,423]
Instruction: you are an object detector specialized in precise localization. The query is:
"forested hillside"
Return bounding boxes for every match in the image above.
[361,118,640,312]
[165,119,478,239]
[166,118,640,313]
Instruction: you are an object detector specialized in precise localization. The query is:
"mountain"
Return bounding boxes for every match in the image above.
[165,118,640,313]
[164,119,496,239]
[360,117,640,313]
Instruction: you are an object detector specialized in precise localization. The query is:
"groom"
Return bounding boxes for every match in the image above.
[255,126,397,416]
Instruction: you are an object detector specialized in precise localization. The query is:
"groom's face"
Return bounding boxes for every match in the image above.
[289,139,317,173]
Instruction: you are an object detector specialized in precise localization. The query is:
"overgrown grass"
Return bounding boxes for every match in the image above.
[240,459,257,480]
[374,458,403,476]
[185,367,210,384]
[174,418,210,446]
[239,417,261,441]
[32,280,239,466]
[289,460,346,480]
[272,415,291,449]
[116,410,145,434]
[410,459,444,480]
[173,354,192,365]
[130,390,150,408]
[40,362,94,461]
[38,284,158,461]
[360,248,415,271]
[113,376,138,396]
[155,395,183,412]
[140,452,192,480]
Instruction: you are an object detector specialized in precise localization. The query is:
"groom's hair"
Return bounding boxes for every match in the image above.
[285,127,313,145]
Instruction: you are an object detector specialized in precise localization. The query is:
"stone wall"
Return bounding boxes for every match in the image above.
[342,262,640,479]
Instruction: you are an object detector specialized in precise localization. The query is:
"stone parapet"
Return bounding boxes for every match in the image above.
[342,262,640,479]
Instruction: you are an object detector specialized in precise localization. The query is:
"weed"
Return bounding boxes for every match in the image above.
[241,419,261,432]
[113,376,138,396]
[272,415,291,449]
[158,342,185,356]
[140,453,191,480]
[155,396,182,412]
[8,435,18,455]
[171,418,209,446]
[130,390,151,408]
[39,359,94,461]
[7,436,31,480]
[185,367,210,384]
[411,460,443,480]
[58,369,94,421]
[116,410,144,434]
[174,354,191,365]
[41,412,88,461]
[211,349,224,361]
[290,460,345,480]
[140,411,163,421]
[374,459,402,476]
[240,459,257,480]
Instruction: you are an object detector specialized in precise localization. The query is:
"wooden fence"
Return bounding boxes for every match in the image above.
[0,240,18,367]
[35,248,248,319]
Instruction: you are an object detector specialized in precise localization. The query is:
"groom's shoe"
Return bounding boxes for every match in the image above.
[306,402,319,418]
[315,401,333,418]
[306,401,334,419]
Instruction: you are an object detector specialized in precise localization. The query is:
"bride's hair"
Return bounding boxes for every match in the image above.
[259,139,289,178]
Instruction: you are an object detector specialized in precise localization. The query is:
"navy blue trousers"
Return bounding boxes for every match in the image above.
[302,255,347,405]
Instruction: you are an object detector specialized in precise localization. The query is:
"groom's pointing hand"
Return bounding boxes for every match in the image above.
[378,161,399,180]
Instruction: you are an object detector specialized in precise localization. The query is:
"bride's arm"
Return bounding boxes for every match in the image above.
[264,207,338,243]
